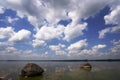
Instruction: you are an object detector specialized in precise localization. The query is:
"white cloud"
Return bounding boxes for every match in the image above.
[99,26,120,38]
[67,43,106,57]
[78,44,106,57]
[0,41,13,48]
[110,40,120,54]
[64,23,87,41]
[111,39,120,45]
[68,0,108,23]
[111,45,120,54]
[0,0,120,59]
[99,28,110,38]
[27,15,39,29]
[104,5,120,25]
[0,27,31,44]
[92,44,106,51]
[0,27,15,39]
[68,39,87,51]
[9,29,31,42]
[67,39,87,55]
[0,40,108,60]
[32,39,46,48]
[0,45,49,60]
[0,0,108,29]
[5,46,18,53]
[0,0,45,27]
[0,45,21,60]
[0,0,111,42]
[49,44,66,55]
[102,4,120,39]
[34,25,65,41]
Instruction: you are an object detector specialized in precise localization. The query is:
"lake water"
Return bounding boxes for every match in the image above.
[0,61,120,80]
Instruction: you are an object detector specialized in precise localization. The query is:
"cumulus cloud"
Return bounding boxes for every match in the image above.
[67,39,87,56]
[0,0,120,59]
[101,4,120,39]
[64,23,87,41]
[9,29,31,42]
[0,27,15,39]
[0,43,49,60]
[0,46,54,60]
[92,44,106,51]
[0,0,111,43]
[78,44,106,57]
[99,28,110,39]
[49,44,66,55]
[67,40,107,57]
[110,40,120,54]
[99,26,120,38]
[0,0,66,26]
[0,0,108,28]
[34,25,65,41]
[32,39,46,48]
[111,39,120,45]
[0,43,21,60]
[104,5,120,25]
[5,47,18,54]
[0,27,31,44]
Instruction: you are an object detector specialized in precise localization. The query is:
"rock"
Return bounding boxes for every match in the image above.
[21,63,44,77]
[0,77,4,80]
[80,63,92,71]
[0,72,18,80]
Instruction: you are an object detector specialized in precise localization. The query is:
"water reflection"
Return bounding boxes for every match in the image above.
[0,61,120,80]
[19,75,43,80]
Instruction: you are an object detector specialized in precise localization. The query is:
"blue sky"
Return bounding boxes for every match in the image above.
[0,0,120,60]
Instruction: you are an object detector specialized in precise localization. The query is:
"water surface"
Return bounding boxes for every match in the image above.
[0,61,120,80]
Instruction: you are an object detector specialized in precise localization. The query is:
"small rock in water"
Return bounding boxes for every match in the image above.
[21,63,44,77]
[80,63,92,71]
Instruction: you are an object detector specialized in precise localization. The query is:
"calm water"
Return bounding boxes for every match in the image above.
[0,61,120,80]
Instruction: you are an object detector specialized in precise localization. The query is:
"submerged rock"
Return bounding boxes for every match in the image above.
[0,72,17,80]
[80,63,92,71]
[21,63,44,77]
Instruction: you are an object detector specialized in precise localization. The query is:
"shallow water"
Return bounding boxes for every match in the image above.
[0,61,120,80]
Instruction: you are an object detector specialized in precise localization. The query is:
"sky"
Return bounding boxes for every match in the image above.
[0,0,120,60]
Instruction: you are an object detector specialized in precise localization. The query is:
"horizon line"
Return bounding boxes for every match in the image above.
[0,59,120,62]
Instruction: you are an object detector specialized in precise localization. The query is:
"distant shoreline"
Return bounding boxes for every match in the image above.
[0,59,120,62]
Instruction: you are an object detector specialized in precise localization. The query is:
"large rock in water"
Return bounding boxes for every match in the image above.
[21,63,44,77]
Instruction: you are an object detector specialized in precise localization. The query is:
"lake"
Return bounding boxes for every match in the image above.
[0,61,120,80]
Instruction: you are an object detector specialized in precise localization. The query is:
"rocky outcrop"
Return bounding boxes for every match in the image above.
[21,63,44,77]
